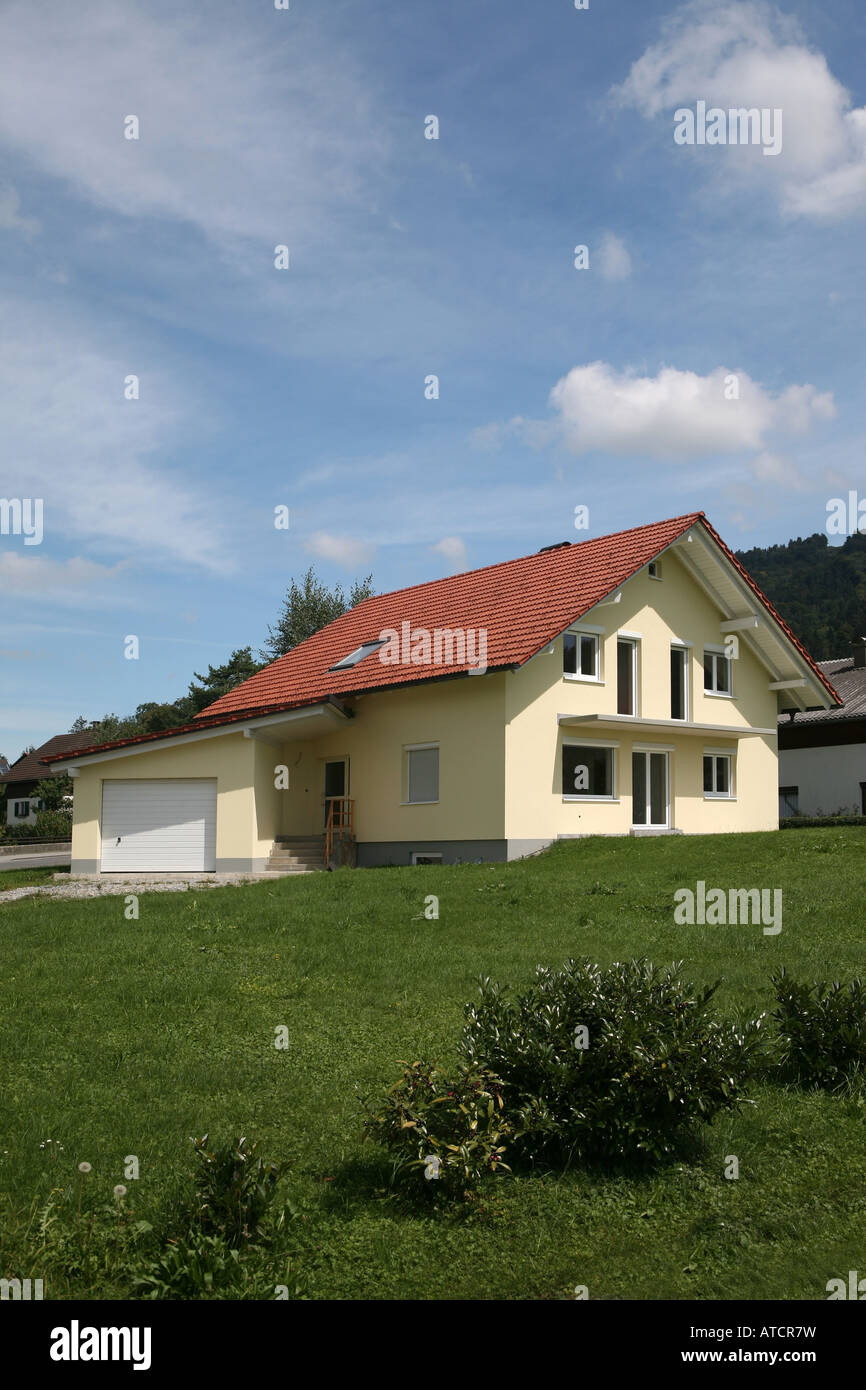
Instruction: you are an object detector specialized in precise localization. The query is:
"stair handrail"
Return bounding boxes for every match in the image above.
[325,796,355,867]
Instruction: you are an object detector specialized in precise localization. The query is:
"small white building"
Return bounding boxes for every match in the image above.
[778,644,866,818]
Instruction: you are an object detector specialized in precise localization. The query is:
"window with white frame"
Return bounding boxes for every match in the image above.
[411,851,443,865]
[563,630,601,681]
[13,800,30,818]
[670,645,689,721]
[405,744,439,804]
[703,753,734,797]
[617,637,638,716]
[703,649,732,695]
[562,742,615,799]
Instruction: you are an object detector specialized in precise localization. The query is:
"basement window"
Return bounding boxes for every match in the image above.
[411,851,443,865]
[328,640,386,672]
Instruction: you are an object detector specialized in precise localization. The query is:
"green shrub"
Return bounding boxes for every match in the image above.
[188,1135,283,1245]
[771,968,866,1089]
[460,958,764,1164]
[34,807,73,839]
[363,1061,512,1196]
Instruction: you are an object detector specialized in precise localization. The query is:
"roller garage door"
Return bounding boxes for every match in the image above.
[100,780,217,872]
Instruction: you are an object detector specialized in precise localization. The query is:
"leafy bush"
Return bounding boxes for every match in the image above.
[460,958,764,1164]
[771,968,866,1089]
[0,822,44,843]
[189,1135,283,1245]
[363,1061,512,1196]
[34,807,73,839]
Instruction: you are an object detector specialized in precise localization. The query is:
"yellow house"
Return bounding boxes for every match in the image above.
[48,513,840,875]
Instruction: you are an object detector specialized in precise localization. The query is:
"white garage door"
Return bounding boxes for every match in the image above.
[100,780,217,872]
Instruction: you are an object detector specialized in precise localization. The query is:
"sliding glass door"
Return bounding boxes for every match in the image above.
[632,751,669,828]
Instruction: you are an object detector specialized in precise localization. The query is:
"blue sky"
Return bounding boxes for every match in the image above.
[1,0,865,759]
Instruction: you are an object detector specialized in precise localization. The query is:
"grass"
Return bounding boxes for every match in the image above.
[1,828,865,1301]
[0,864,69,890]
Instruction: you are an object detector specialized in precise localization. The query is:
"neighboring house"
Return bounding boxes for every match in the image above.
[778,642,866,818]
[0,732,96,827]
[47,512,839,875]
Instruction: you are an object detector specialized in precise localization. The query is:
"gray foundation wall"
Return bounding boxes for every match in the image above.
[356,840,508,868]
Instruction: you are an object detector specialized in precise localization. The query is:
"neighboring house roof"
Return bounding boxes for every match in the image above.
[778,657,866,726]
[45,511,841,765]
[0,732,99,786]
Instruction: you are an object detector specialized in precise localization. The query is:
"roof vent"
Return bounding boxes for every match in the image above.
[537,541,572,553]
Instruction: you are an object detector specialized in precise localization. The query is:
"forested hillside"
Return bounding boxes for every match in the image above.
[735,532,866,661]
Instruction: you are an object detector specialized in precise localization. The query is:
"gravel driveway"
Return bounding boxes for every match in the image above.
[0,873,282,905]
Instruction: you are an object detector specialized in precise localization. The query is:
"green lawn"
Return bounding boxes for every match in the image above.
[1,829,865,1301]
[0,864,69,890]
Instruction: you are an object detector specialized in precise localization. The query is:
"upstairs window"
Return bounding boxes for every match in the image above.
[564,631,600,680]
[703,650,732,695]
[617,639,638,716]
[329,640,387,672]
[648,560,663,580]
[671,646,689,720]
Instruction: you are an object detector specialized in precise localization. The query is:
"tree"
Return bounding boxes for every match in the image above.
[32,773,74,838]
[186,646,263,713]
[69,713,142,743]
[32,773,73,811]
[260,567,375,662]
[135,701,193,733]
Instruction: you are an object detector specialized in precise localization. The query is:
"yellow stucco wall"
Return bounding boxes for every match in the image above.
[274,675,507,843]
[504,549,779,840]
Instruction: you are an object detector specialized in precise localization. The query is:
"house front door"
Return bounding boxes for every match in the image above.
[632,751,669,829]
[323,759,347,828]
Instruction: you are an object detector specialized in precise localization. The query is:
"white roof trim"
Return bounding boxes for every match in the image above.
[49,702,345,770]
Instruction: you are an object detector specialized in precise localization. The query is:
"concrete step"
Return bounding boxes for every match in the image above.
[264,850,325,861]
[267,850,324,862]
[262,861,323,872]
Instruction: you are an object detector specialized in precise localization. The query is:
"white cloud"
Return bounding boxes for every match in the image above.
[0,296,230,570]
[304,532,375,569]
[613,0,866,220]
[546,362,834,460]
[0,553,128,603]
[750,450,808,491]
[430,536,467,573]
[0,1,388,252]
[596,232,632,281]
[0,183,39,236]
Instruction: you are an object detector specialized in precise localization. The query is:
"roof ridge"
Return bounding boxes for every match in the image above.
[349,510,705,611]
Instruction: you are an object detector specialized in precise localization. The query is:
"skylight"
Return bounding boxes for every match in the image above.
[328,640,387,672]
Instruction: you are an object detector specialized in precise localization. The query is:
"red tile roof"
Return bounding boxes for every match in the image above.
[44,511,840,764]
